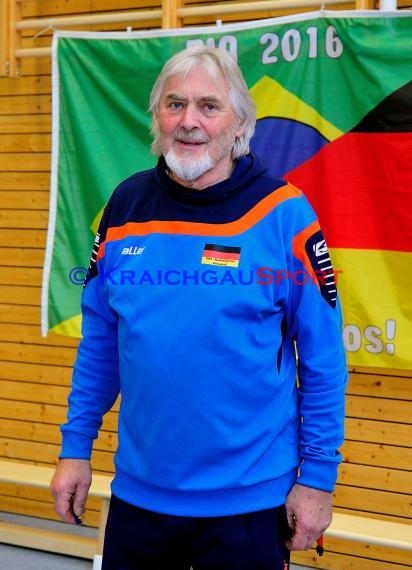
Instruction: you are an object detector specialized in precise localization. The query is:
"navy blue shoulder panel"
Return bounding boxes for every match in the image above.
[105,153,287,227]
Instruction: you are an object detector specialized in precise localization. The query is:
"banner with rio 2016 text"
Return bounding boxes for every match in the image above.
[43,11,412,370]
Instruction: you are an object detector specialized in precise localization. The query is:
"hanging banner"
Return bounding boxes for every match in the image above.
[43,10,412,370]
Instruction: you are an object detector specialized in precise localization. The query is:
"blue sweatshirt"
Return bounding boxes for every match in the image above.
[60,153,348,517]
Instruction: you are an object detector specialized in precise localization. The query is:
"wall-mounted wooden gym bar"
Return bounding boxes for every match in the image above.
[0,0,390,76]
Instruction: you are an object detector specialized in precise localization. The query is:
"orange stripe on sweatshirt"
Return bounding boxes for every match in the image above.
[97,183,301,261]
[292,220,322,289]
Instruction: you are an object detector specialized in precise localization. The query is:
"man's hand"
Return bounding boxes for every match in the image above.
[285,483,333,551]
[50,458,92,524]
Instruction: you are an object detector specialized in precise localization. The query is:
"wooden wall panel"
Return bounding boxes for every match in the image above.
[0,2,410,570]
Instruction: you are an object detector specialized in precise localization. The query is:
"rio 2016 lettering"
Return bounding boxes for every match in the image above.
[186,26,343,64]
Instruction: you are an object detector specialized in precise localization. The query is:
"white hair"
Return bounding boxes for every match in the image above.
[149,46,256,159]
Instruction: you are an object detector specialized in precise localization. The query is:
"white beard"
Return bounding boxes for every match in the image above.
[164,148,214,182]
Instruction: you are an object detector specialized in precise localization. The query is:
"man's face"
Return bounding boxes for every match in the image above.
[154,67,245,189]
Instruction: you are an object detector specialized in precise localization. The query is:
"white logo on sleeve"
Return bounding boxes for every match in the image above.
[313,240,328,257]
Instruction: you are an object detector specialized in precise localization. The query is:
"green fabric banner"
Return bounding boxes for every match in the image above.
[43,10,412,369]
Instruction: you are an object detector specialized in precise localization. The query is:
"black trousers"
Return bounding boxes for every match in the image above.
[102,495,291,570]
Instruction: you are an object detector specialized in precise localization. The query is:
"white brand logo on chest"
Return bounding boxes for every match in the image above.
[121,246,145,255]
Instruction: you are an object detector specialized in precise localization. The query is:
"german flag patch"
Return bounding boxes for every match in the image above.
[201,244,241,268]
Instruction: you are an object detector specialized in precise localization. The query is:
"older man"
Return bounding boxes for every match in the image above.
[51,46,347,570]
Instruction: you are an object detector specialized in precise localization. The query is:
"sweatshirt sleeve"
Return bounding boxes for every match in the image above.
[285,193,348,492]
[60,200,120,460]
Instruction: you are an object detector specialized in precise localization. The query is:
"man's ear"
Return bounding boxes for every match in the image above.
[235,119,246,139]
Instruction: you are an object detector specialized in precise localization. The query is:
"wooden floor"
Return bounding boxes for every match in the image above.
[0,544,93,570]
[0,511,96,569]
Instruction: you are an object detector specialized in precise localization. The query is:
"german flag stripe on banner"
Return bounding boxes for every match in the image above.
[285,79,412,370]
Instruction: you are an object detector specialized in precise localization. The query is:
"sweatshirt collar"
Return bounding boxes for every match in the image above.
[155,153,267,204]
